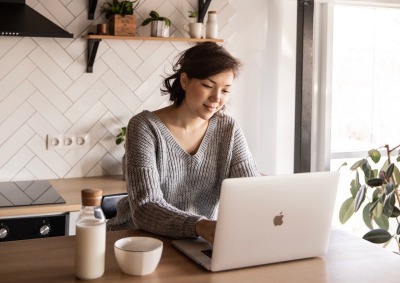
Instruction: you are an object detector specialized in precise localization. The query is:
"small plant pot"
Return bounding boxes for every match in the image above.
[109,15,136,36]
[150,21,169,37]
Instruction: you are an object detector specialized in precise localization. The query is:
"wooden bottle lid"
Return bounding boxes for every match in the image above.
[81,188,102,206]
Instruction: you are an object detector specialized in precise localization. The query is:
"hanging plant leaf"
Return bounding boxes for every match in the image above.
[396,223,400,236]
[356,170,360,187]
[368,149,381,163]
[379,191,386,203]
[162,17,171,27]
[385,163,395,179]
[369,199,379,214]
[362,203,373,230]
[149,10,160,18]
[354,184,367,212]
[339,197,355,224]
[115,126,127,145]
[372,188,380,201]
[390,206,400,218]
[350,179,359,197]
[363,229,392,244]
[374,213,389,230]
[362,159,372,180]
[141,10,172,27]
[141,18,153,26]
[350,159,364,171]
[372,201,383,219]
[380,160,390,175]
[383,191,396,217]
[338,162,347,170]
[393,165,400,185]
[366,178,384,187]
[384,183,394,195]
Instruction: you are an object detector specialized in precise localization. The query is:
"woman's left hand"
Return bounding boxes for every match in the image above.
[195,219,216,244]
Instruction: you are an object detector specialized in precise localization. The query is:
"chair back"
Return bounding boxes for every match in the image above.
[101,193,127,219]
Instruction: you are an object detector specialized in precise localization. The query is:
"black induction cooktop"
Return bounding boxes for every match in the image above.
[0,180,65,208]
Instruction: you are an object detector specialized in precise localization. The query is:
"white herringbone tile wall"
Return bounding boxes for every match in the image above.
[0,0,238,181]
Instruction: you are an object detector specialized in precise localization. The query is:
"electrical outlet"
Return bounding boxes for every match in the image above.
[46,133,90,150]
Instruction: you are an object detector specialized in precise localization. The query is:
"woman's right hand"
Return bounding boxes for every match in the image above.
[195,219,216,244]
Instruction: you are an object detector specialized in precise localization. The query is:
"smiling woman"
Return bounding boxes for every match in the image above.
[161,41,241,107]
[178,71,233,122]
[106,42,261,244]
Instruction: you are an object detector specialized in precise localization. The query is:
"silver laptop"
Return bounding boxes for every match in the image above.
[172,171,340,272]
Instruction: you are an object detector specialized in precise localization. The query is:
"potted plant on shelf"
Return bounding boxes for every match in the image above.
[101,0,140,36]
[141,10,171,38]
[188,10,198,23]
[116,126,127,180]
[339,144,400,254]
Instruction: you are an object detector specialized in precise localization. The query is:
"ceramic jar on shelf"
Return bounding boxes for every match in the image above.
[206,11,218,39]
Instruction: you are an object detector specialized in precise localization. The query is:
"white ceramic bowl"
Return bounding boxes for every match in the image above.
[114,237,163,276]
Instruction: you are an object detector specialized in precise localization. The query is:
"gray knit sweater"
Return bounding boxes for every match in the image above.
[107,110,260,238]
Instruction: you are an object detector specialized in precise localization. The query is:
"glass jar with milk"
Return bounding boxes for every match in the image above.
[75,188,106,280]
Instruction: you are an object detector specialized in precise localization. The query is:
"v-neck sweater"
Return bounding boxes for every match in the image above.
[107,110,260,238]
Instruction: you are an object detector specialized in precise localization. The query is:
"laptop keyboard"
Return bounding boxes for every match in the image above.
[201,249,213,258]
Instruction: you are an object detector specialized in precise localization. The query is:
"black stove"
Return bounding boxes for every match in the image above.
[0,180,65,207]
[0,180,67,242]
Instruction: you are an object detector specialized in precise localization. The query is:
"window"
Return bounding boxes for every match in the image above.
[314,2,400,243]
[330,4,400,170]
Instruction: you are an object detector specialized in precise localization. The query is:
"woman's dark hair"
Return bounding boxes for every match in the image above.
[161,42,241,107]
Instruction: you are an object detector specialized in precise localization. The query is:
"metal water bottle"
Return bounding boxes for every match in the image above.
[75,188,106,280]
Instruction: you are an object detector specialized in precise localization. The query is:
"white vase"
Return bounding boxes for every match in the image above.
[206,11,218,39]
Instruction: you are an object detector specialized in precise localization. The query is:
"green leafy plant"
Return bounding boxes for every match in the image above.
[188,11,198,18]
[141,10,171,27]
[101,0,140,19]
[115,127,127,145]
[339,144,400,252]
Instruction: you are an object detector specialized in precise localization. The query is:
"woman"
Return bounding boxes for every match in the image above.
[107,42,260,243]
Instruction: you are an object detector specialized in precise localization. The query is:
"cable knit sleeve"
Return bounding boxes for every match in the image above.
[229,119,261,178]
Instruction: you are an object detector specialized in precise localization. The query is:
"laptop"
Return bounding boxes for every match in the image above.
[172,171,340,272]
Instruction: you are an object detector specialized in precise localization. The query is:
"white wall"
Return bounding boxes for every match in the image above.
[231,0,297,175]
[0,0,297,181]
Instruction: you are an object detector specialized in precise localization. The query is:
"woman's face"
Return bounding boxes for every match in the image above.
[180,70,234,120]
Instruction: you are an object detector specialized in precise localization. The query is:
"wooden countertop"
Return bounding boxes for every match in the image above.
[0,176,127,217]
[1,228,400,283]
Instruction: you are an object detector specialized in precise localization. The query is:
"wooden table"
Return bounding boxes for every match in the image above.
[1,228,400,283]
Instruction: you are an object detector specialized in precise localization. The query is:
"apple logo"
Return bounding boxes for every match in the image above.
[273,212,284,226]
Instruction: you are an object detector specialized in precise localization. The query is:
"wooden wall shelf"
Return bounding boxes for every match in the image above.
[85,35,223,73]
[86,34,223,42]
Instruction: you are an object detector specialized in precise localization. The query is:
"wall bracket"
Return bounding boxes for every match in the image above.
[87,37,102,73]
[88,0,98,20]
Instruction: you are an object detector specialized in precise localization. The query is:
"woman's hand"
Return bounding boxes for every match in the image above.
[195,219,216,244]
